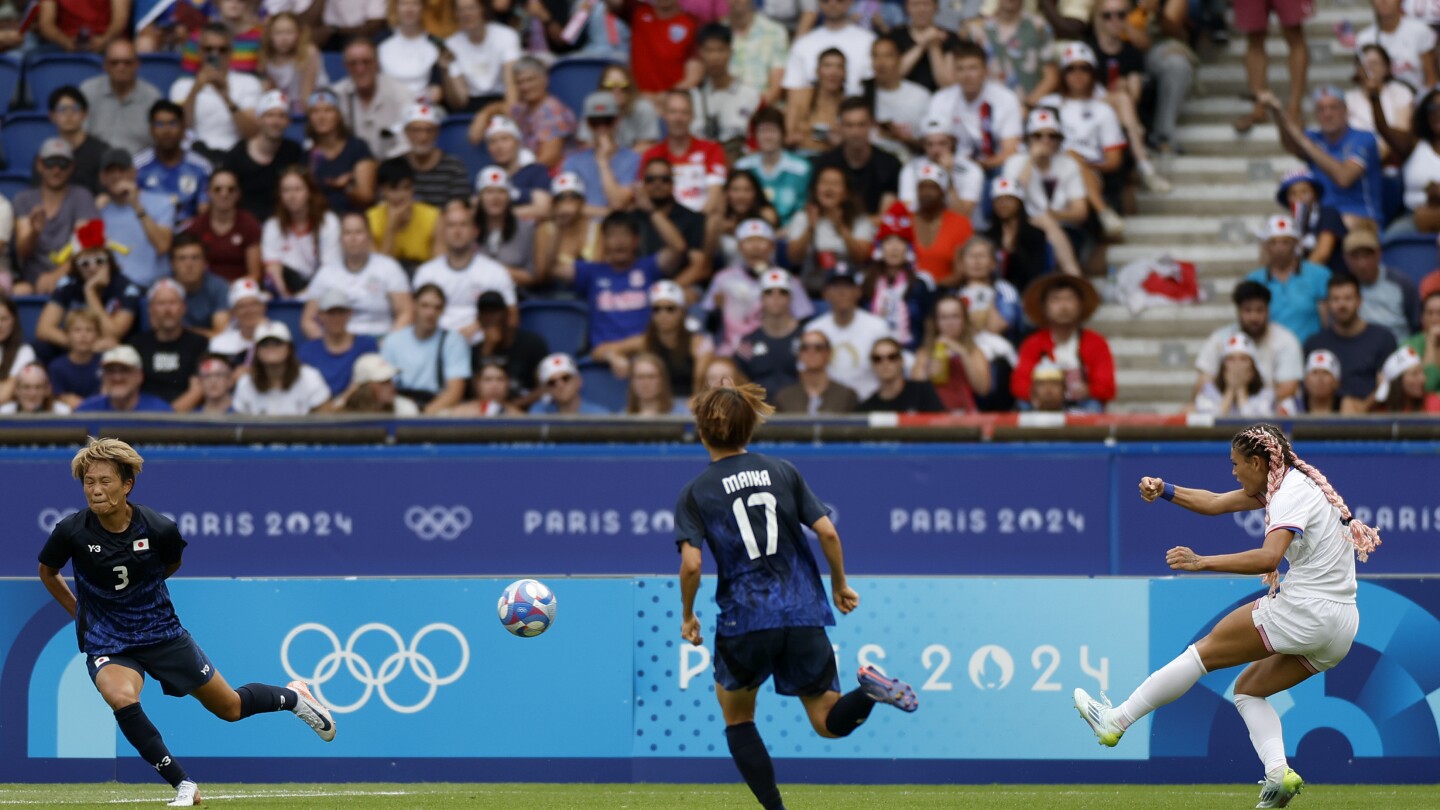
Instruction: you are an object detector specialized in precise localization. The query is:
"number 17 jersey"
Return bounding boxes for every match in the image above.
[675,452,835,637]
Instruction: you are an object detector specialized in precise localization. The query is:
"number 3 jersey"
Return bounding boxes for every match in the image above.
[39,504,188,655]
[675,453,835,636]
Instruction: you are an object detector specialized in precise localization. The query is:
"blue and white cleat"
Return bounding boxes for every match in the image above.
[288,680,337,742]
[1074,687,1124,747]
[858,666,918,712]
[1255,768,1304,808]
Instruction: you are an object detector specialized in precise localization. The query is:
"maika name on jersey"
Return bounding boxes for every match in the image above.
[722,469,773,495]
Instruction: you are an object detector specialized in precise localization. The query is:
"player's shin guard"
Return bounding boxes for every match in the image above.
[725,722,786,810]
[236,683,300,718]
[114,703,188,788]
[1235,694,1289,780]
[1115,644,1207,730]
[824,688,876,737]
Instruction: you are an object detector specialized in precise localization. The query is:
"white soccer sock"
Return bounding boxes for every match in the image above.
[1235,693,1288,780]
[1115,644,1207,729]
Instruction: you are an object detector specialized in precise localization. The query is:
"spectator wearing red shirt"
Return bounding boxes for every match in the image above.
[37,0,129,54]
[609,0,703,96]
[908,161,972,287]
[1011,274,1114,411]
[639,92,727,215]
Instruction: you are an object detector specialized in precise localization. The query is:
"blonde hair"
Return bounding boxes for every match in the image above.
[1232,424,1381,562]
[64,309,103,334]
[70,436,145,482]
[691,383,774,452]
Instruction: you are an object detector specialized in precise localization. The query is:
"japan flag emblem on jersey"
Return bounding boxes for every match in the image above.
[133,538,149,552]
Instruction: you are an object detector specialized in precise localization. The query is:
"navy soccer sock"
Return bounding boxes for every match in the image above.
[236,683,300,718]
[114,703,189,788]
[725,722,785,810]
[824,688,876,737]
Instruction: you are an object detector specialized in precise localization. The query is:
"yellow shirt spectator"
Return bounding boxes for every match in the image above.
[368,201,440,268]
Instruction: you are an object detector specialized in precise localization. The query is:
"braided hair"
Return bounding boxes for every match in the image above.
[1232,424,1381,562]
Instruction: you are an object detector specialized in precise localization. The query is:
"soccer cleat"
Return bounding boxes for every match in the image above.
[1073,687,1124,747]
[858,666,918,713]
[287,680,336,742]
[166,780,200,807]
[1255,768,1304,808]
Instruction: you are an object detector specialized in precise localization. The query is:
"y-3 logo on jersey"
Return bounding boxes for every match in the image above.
[201,665,210,676]
[87,545,101,553]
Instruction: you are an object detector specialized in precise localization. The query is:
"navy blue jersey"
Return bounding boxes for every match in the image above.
[675,452,835,636]
[38,503,187,656]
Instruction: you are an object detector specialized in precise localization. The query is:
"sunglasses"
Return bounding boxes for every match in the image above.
[41,157,73,169]
[871,351,902,363]
[644,175,673,184]
[76,255,109,270]
[651,304,681,313]
[799,342,829,352]
[547,374,575,386]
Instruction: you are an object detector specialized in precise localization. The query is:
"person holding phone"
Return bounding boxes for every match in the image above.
[170,23,264,162]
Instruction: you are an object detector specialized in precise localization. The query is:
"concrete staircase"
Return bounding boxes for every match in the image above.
[1100,0,1362,413]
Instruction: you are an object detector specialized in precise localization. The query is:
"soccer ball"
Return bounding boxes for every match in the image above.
[498,579,557,637]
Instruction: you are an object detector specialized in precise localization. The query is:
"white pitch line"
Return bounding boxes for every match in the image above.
[0,790,412,805]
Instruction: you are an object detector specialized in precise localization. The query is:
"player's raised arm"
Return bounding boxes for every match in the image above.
[1139,476,1259,516]
[811,516,858,615]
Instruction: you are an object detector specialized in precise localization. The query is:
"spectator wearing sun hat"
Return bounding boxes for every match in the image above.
[1191,333,1276,418]
[734,268,805,399]
[479,115,554,217]
[222,89,304,222]
[1275,167,1349,276]
[208,277,273,366]
[1373,344,1440,413]
[562,93,644,216]
[391,102,473,208]
[1243,214,1334,343]
[702,219,813,356]
[335,352,421,416]
[530,352,611,415]
[1279,349,1343,415]
[472,165,538,287]
[1011,274,1113,411]
[898,117,985,219]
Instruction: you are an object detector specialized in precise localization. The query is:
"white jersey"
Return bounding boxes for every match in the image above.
[1267,468,1356,603]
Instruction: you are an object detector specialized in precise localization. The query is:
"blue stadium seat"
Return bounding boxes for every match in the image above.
[138,52,183,96]
[1,112,59,173]
[547,57,616,121]
[519,300,588,358]
[1381,233,1438,285]
[0,58,20,115]
[286,114,308,144]
[268,299,306,341]
[577,358,627,413]
[438,114,489,184]
[14,295,47,345]
[321,51,347,87]
[26,54,103,109]
[0,172,31,201]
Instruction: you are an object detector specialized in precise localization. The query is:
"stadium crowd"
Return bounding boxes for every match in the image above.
[0,0,1434,418]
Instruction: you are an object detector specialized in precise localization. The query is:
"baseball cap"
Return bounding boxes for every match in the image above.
[228,278,269,308]
[1262,215,1299,241]
[1059,42,1097,69]
[484,115,522,141]
[538,352,579,384]
[254,320,293,345]
[913,160,949,190]
[1221,333,1259,363]
[1026,108,1062,135]
[316,287,354,312]
[759,269,793,293]
[735,219,775,242]
[1032,357,1064,382]
[476,291,508,312]
[649,279,686,307]
[351,353,399,386]
[919,117,953,139]
[100,345,142,369]
[38,137,74,161]
[254,89,289,116]
[101,147,134,171]
[1305,349,1340,377]
[1275,168,1323,207]
[475,165,514,194]
[582,91,619,120]
[1342,228,1380,254]
[1375,345,1422,401]
[551,172,586,197]
[403,102,441,127]
[825,263,861,286]
[991,176,1025,202]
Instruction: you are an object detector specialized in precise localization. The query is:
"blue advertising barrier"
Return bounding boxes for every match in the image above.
[0,442,1436,577]
[2,576,1437,784]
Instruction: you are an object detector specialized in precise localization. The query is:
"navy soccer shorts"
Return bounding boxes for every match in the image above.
[714,626,840,697]
[87,632,216,697]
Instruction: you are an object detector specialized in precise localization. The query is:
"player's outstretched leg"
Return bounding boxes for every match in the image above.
[1075,643,1207,747]
[193,671,336,742]
[285,681,336,741]
[857,666,918,713]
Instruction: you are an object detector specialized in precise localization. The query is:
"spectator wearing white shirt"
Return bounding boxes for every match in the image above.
[378,0,445,104]
[313,0,388,50]
[412,202,518,345]
[170,23,264,159]
[1194,280,1304,404]
[262,166,343,298]
[782,0,875,114]
[1001,108,1091,271]
[301,212,413,339]
[232,321,332,415]
[331,39,414,160]
[690,24,763,156]
[1347,45,1413,164]
[924,40,1023,173]
[869,35,932,162]
[1356,0,1437,92]
[442,0,522,114]
[1190,333,1277,418]
[898,118,984,220]
[209,278,272,366]
[1038,42,1128,239]
[805,264,894,400]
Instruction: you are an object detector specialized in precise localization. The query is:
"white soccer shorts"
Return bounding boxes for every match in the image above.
[1251,593,1359,673]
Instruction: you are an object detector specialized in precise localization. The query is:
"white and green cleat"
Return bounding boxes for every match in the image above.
[1255,768,1304,808]
[1073,687,1124,747]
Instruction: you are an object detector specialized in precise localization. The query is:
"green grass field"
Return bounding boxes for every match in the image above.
[0,783,1436,809]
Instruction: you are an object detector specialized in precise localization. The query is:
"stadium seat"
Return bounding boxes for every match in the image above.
[26,54,103,109]
[286,114,308,144]
[322,51,347,86]
[138,53,183,96]
[14,295,47,345]
[268,299,306,341]
[519,300,588,358]
[547,57,616,121]
[438,114,489,183]
[1381,233,1438,285]
[1,112,59,173]
[577,358,627,413]
[0,58,19,115]
[0,172,31,201]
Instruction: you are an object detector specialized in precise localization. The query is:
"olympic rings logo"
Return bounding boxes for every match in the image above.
[280,622,470,714]
[1233,510,1268,538]
[38,508,69,532]
[404,506,473,541]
